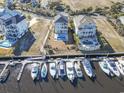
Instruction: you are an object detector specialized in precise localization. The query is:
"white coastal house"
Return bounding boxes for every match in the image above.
[54,13,68,42]
[73,15,100,51]
[0,8,28,48]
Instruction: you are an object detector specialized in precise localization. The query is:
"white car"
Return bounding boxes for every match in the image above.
[66,62,75,82]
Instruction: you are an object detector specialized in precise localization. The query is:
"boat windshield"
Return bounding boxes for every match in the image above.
[103,64,108,69]
[68,67,73,71]
[85,62,90,68]
[60,69,64,74]
[110,63,116,67]
[43,66,46,72]
[77,68,81,71]
[51,66,55,70]
[32,71,37,73]
[113,67,117,71]
[32,69,37,73]
[60,65,64,69]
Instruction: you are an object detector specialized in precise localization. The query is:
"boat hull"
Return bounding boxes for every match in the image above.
[41,63,48,79]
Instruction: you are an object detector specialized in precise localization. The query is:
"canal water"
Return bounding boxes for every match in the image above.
[0,63,124,93]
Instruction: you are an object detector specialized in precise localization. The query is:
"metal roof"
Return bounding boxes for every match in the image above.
[54,13,68,23]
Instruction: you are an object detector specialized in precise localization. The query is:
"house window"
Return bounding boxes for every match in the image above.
[5,20,12,26]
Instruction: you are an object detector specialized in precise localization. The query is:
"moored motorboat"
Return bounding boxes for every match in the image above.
[66,61,75,82]
[115,60,124,76]
[81,58,95,78]
[74,61,83,78]
[31,63,39,80]
[58,60,66,78]
[41,63,48,79]
[49,62,57,78]
[99,59,113,77]
[105,58,120,77]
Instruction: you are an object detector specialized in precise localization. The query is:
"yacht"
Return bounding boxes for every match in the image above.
[81,58,95,78]
[74,61,83,78]
[115,60,124,76]
[31,63,39,80]
[49,62,57,78]
[99,59,113,76]
[66,61,75,82]
[41,63,48,79]
[58,60,66,78]
[105,58,120,77]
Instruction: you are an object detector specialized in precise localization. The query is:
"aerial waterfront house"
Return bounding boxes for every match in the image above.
[73,15,100,51]
[0,8,28,48]
[54,13,69,42]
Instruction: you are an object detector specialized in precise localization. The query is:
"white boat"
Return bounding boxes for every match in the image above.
[115,60,124,76]
[31,63,39,80]
[105,58,120,77]
[41,63,48,79]
[99,59,113,76]
[66,61,75,82]
[58,60,66,78]
[81,59,95,78]
[49,62,56,78]
[74,61,83,78]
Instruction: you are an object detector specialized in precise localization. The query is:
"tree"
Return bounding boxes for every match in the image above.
[95,7,103,13]
[86,7,93,12]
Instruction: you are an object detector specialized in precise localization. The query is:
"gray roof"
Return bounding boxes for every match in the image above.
[54,13,68,23]
[0,8,22,21]
[73,15,95,28]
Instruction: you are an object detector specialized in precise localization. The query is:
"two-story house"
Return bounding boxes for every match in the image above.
[73,15,100,51]
[0,8,28,48]
[54,13,68,42]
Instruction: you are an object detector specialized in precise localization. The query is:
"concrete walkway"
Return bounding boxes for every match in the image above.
[40,21,53,54]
